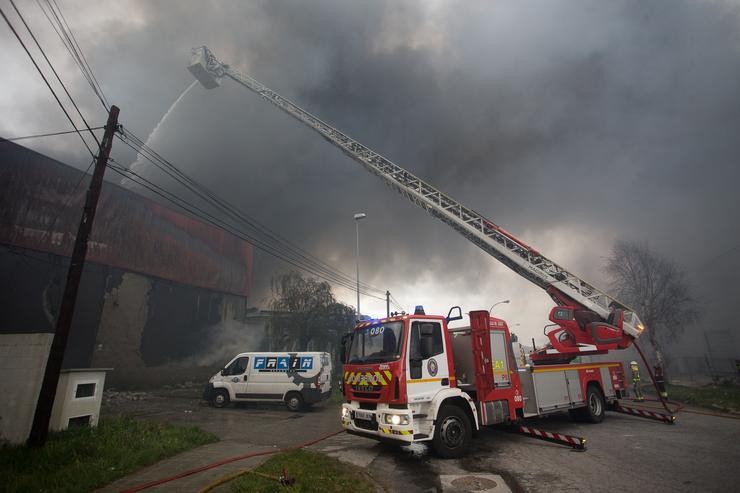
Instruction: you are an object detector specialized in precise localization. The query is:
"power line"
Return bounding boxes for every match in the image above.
[389,292,405,311]
[115,126,387,296]
[36,0,108,110]
[121,128,381,292]
[8,0,100,148]
[108,158,386,301]
[0,126,104,143]
[107,157,386,301]
[0,4,95,158]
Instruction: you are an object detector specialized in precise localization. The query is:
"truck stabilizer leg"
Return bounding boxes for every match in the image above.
[507,425,587,451]
[611,403,676,424]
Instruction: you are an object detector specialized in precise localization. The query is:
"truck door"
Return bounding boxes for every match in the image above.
[223,356,250,399]
[406,320,450,403]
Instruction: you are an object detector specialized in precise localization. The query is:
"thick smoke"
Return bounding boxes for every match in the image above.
[174,320,266,368]
[2,0,739,361]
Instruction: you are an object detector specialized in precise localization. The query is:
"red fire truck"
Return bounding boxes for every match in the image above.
[340,308,627,457]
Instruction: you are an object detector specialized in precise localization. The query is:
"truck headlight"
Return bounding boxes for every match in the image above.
[341,407,350,418]
[383,414,409,425]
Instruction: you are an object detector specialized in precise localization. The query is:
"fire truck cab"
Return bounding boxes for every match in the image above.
[340,307,626,458]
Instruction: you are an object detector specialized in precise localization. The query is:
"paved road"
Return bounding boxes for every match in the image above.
[101,389,740,492]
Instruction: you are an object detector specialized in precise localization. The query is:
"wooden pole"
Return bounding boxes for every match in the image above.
[28,106,120,446]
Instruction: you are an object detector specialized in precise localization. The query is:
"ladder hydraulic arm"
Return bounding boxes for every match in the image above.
[187,46,645,361]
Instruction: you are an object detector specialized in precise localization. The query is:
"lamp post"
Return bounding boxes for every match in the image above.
[489,299,510,313]
[354,213,367,319]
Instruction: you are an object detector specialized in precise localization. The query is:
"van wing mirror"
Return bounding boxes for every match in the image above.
[220,369,226,376]
[446,306,463,322]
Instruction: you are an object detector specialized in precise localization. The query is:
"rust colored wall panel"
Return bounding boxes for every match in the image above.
[0,141,252,296]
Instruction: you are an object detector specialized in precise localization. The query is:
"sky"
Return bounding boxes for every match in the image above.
[2,0,739,356]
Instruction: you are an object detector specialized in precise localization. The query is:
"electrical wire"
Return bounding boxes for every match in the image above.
[115,126,388,297]
[111,151,378,298]
[389,292,405,311]
[8,0,100,149]
[107,158,387,301]
[36,0,109,110]
[0,5,95,158]
[118,128,385,295]
[0,126,104,143]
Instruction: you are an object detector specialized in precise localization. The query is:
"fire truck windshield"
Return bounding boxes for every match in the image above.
[348,321,404,364]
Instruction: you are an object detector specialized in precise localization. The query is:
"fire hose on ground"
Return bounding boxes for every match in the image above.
[119,429,345,493]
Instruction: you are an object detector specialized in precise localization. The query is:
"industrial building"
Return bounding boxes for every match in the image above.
[0,140,253,441]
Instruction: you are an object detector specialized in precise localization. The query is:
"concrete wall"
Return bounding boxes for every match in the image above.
[0,333,52,444]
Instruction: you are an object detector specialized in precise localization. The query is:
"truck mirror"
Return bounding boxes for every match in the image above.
[220,369,226,376]
[446,306,463,322]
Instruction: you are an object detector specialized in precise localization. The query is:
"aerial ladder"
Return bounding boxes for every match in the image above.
[187,46,645,364]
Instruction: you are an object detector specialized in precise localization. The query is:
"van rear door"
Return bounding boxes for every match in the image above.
[321,353,332,393]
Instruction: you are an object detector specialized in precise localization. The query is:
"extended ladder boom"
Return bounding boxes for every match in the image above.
[188,46,643,340]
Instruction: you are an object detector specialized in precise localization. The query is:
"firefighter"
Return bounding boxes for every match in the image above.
[630,361,644,402]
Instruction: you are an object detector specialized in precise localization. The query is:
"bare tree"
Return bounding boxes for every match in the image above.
[268,271,355,359]
[604,241,700,368]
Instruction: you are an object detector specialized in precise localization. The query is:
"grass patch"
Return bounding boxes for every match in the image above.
[230,449,374,493]
[645,383,740,412]
[0,415,218,493]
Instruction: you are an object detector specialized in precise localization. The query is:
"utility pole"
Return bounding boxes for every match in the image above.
[28,106,120,447]
[386,290,390,317]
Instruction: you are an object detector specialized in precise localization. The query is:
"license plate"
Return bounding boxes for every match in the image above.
[354,410,374,421]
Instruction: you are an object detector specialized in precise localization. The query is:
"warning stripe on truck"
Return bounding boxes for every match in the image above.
[344,370,393,386]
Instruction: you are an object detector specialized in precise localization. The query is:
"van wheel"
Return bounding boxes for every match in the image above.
[583,385,605,423]
[432,405,472,458]
[212,389,230,408]
[285,392,304,412]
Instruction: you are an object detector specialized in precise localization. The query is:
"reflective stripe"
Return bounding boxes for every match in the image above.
[407,376,456,384]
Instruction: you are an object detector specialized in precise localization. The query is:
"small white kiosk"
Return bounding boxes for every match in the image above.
[49,368,112,430]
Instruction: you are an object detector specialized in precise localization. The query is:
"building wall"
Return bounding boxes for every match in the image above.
[0,140,253,297]
[0,333,53,444]
[0,140,254,388]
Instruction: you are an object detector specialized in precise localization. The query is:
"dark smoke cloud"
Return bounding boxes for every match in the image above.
[3,0,739,355]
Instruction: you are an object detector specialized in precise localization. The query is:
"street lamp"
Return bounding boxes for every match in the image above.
[489,299,510,313]
[354,213,367,319]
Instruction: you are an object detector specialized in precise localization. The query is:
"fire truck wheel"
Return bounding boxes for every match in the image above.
[285,392,304,412]
[432,404,472,459]
[584,385,605,423]
[212,389,230,408]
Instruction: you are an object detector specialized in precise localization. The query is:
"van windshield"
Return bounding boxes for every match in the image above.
[348,321,404,364]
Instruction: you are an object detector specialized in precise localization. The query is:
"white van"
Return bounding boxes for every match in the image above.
[203,352,332,411]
